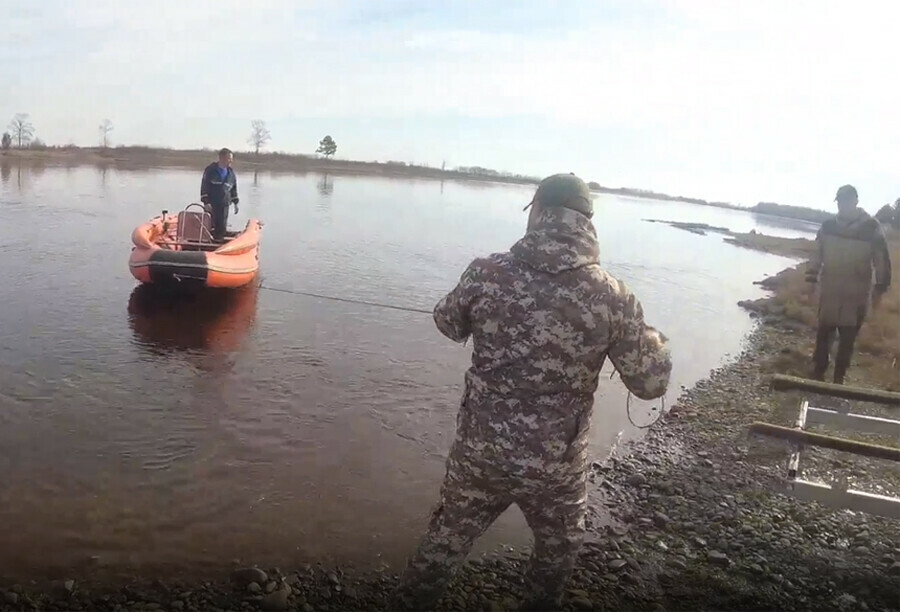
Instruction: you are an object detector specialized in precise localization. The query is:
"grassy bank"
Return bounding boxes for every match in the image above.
[658,222,896,390]
[725,231,818,260]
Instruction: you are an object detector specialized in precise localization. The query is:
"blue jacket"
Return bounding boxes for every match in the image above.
[200,162,238,208]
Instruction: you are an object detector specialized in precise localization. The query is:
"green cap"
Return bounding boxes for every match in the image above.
[835,184,858,202]
[523,173,593,217]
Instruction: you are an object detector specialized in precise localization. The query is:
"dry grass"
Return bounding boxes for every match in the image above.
[748,231,900,390]
[725,232,818,259]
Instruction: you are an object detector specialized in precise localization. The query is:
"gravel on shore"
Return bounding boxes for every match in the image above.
[1,317,898,612]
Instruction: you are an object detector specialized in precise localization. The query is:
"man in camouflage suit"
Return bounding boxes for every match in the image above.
[392,173,672,610]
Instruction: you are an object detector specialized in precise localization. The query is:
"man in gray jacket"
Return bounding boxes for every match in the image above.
[806,184,892,384]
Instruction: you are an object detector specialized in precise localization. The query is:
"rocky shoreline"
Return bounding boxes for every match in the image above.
[2,308,899,610]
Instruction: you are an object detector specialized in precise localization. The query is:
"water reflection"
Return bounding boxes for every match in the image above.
[2,163,47,191]
[127,282,259,355]
[30,162,46,180]
[317,173,334,196]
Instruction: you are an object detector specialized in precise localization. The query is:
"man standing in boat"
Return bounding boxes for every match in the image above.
[392,173,672,611]
[200,147,239,241]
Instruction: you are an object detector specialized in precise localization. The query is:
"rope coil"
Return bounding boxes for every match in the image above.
[610,368,666,429]
[626,389,666,429]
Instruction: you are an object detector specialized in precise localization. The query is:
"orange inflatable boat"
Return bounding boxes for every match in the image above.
[128,203,263,288]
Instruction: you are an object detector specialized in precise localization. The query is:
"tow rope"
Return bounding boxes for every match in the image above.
[258,281,667,429]
[258,283,433,315]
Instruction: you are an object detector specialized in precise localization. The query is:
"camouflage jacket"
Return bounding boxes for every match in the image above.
[434,207,672,477]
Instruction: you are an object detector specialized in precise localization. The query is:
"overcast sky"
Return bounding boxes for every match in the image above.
[2,0,897,210]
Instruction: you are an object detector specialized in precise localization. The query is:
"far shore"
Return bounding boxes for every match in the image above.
[1,146,832,226]
[643,219,820,259]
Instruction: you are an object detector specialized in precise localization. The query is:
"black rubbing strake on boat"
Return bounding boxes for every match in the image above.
[148,249,210,283]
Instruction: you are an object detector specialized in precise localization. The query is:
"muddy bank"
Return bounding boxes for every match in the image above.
[1,320,897,612]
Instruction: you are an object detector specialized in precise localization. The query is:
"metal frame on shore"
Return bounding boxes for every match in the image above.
[748,374,900,519]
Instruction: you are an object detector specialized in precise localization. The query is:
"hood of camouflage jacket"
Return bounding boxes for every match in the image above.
[510,207,600,274]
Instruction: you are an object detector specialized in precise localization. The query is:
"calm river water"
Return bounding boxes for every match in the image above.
[0,163,810,580]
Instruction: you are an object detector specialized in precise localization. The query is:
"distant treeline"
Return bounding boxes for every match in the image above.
[1,112,877,226]
[586,182,740,210]
[750,202,832,224]
[2,143,873,226]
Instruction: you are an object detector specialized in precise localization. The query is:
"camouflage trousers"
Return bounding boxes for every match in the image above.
[392,447,587,610]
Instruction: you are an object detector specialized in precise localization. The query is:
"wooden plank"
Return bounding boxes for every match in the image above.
[789,480,900,520]
[770,374,900,406]
[748,422,900,462]
[806,407,900,437]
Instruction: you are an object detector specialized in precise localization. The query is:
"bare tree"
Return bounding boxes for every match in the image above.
[8,113,34,148]
[248,120,271,155]
[316,135,337,159]
[99,119,114,148]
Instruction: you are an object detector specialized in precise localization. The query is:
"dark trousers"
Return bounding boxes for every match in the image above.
[210,201,229,241]
[812,324,862,384]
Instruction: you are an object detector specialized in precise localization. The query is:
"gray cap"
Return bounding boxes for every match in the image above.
[523,173,593,217]
[835,184,858,202]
